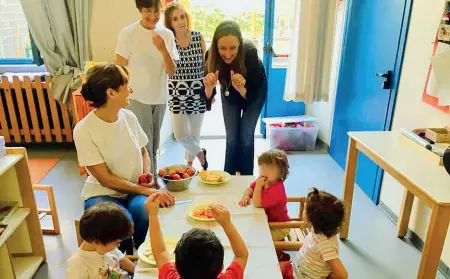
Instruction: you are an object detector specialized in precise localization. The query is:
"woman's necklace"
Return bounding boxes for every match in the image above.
[223,79,232,96]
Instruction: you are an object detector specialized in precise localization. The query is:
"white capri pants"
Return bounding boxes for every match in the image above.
[172,113,204,161]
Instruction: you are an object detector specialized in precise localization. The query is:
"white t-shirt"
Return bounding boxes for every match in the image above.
[66,248,127,279]
[115,22,180,105]
[73,109,148,200]
[294,230,339,279]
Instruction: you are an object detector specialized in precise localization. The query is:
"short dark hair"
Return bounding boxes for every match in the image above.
[80,202,133,245]
[306,188,345,238]
[258,149,290,181]
[175,228,224,279]
[135,0,162,11]
[81,64,129,108]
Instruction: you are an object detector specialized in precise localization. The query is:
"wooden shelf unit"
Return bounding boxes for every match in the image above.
[0,147,46,279]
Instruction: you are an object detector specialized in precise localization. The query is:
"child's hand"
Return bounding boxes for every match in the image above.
[255,176,267,188]
[145,193,161,216]
[209,204,231,226]
[239,196,250,207]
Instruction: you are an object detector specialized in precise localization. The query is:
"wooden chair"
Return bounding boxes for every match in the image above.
[74,220,138,261]
[269,196,311,251]
[33,185,60,234]
[71,89,94,176]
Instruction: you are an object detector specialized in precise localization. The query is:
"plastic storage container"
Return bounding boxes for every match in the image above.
[263,116,319,151]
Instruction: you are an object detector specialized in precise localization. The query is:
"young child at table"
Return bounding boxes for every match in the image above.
[66,202,136,279]
[295,187,347,279]
[145,193,248,279]
[239,149,291,245]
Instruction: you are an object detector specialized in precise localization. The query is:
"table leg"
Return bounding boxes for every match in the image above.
[397,189,414,238]
[340,137,358,240]
[417,204,450,279]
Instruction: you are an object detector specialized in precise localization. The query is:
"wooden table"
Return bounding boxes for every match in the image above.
[341,131,450,279]
[134,176,283,279]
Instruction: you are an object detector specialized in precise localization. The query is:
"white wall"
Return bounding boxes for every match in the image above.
[308,5,345,145]
[380,0,450,266]
[90,0,173,147]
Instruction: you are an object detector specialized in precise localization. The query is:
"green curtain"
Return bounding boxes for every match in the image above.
[20,0,92,103]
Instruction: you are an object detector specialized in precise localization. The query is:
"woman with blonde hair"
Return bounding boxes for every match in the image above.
[164,2,211,170]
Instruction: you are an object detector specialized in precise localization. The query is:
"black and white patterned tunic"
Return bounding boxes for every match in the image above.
[168,30,206,114]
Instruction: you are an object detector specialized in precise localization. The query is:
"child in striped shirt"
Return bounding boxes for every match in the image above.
[295,188,348,279]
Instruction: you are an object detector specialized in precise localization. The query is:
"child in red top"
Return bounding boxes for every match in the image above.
[239,149,291,242]
[145,193,248,279]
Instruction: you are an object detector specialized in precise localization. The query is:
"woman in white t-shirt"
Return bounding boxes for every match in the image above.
[73,64,175,249]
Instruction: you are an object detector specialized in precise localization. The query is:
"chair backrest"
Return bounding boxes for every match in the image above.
[74,219,83,247]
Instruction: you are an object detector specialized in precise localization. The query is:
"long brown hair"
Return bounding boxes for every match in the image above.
[206,20,246,78]
[164,2,192,34]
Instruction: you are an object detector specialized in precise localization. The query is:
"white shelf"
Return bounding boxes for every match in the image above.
[12,256,44,279]
[0,208,30,247]
[0,154,23,176]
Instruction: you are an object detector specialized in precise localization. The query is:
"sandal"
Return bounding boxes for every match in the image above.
[201,148,208,170]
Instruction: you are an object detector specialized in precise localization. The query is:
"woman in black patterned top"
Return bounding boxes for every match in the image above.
[164,2,211,170]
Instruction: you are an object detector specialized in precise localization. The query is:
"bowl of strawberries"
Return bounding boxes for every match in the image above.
[158,165,197,192]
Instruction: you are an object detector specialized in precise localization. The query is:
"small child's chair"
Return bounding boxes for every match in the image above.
[268,196,311,251]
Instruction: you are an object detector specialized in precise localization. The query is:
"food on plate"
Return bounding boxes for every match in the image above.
[199,170,226,182]
[192,205,215,220]
[143,247,175,261]
[158,167,196,181]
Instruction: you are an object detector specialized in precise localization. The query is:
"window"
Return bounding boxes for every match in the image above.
[0,0,34,64]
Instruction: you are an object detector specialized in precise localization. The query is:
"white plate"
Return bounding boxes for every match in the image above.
[137,238,177,265]
[187,203,217,222]
[198,171,231,185]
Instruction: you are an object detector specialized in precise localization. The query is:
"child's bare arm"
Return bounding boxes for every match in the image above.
[252,177,266,208]
[210,205,249,269]
[119,257,136,274]
[222,222,249,269]
[145,194,172,270]
[243,187,254,198]
[239,187,254,206]
[327,258,348,279]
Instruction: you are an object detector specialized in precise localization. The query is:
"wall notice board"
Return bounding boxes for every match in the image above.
[423,0,450,112]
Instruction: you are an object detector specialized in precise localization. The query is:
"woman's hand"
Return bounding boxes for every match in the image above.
[157,191,175,208]
[152,31,167,53]
[204,71,219,99]
[231,70,247,98]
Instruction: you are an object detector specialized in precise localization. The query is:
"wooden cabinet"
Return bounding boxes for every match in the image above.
[0,147,46,279]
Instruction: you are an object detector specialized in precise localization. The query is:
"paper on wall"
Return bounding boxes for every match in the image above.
[430,50,450,106]
[426,43,450,96]
[427,43,450,97]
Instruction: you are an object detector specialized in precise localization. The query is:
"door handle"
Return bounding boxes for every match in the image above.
[263,42,277,57]
[376,70,392,90]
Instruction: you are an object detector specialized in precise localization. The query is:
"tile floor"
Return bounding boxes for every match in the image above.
[30,138,448,279]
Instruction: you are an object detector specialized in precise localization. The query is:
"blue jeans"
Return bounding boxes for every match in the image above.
[221,89,267,175]
[84,195,148,249]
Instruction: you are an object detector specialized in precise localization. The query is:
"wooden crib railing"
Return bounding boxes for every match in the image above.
[0,75,73,143]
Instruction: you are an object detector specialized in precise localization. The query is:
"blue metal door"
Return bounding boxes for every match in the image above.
[260,0,305,135]
[330,0,412,203]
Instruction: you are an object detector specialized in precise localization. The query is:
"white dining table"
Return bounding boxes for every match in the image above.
[134,175,283,279]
